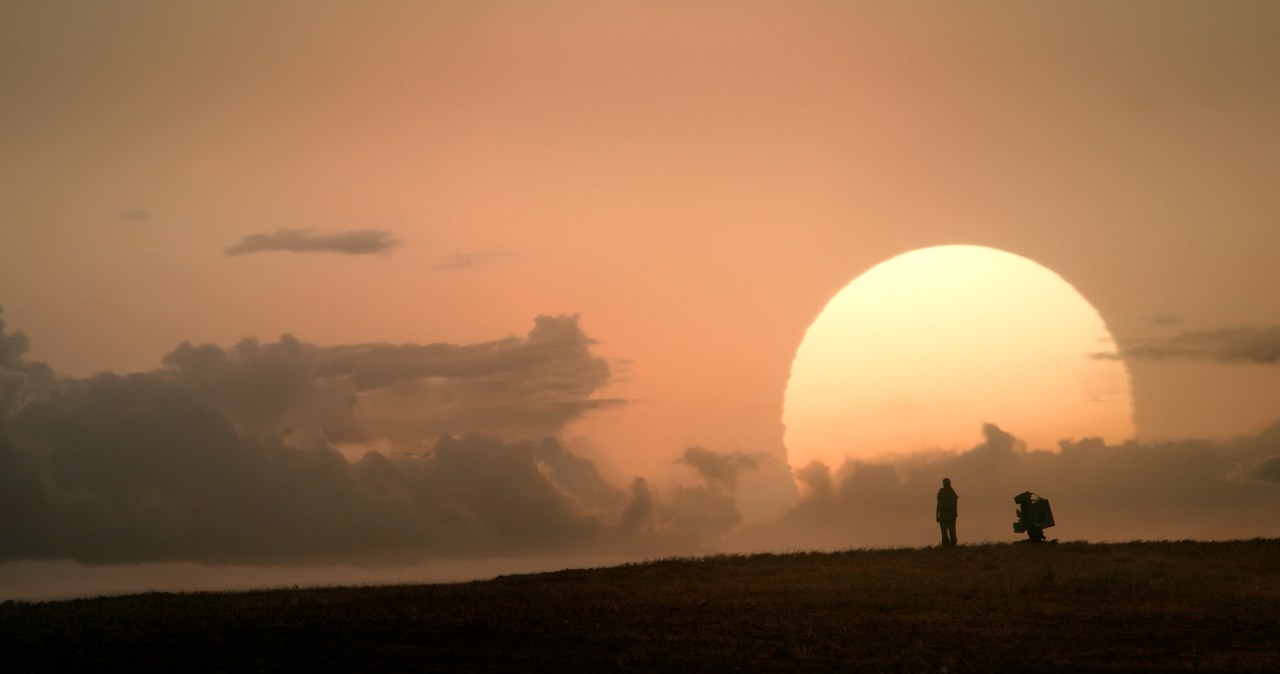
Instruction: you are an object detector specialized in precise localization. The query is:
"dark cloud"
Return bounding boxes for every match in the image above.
[1253,456,1280,484]
[1149,314,1181,327]
[2,399,605,563]
[0,309,33,371]
[663,486,742,540]
[615,478,657,537]
[0,307,54,417]
[533,438,629,516]
[162,334,319,429]
[0,313,684,565]
[731,420,1280,551]
[1094,326,1280,364]
[225,229,400,256]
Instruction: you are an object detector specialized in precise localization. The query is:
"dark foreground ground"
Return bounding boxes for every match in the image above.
[3,539,1279,672]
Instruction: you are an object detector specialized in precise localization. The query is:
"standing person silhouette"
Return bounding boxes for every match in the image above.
[936,478,958,546]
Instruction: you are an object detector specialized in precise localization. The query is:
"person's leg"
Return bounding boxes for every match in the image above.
[939,521,948,546]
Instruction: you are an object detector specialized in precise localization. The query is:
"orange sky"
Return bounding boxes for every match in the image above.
[5,2,1278,470]
[2,2,1280,593]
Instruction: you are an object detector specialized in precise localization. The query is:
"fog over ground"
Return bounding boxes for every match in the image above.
[2,308,1279,597]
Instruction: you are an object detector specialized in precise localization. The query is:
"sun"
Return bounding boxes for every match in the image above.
[783,245,1134,473]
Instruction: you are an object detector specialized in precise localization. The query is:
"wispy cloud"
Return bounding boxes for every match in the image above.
[117,208,152,221]
[432,250,506,271]
[1093,326,1280,364]
[226,229,400,256]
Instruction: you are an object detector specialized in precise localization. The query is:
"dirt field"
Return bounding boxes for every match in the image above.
[3,539,1278,672]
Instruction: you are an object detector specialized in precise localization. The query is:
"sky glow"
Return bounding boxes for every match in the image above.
[2,2,1279,598]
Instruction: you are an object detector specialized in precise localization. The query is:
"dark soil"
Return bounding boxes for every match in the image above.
[3,539,1279,672]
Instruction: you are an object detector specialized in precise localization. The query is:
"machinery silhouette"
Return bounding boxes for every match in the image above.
[1012,491,1055,542]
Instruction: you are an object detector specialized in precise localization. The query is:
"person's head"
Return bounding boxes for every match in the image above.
[942,478,951,487]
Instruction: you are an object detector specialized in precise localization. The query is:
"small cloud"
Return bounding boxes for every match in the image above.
[1093,326,1280,365]
[1149,314,1181,327]
[118,208,152,221]
[226,229,400,256]
[432,250,505,271]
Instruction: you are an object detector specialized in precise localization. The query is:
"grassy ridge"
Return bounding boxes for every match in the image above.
[3,539,1279,671]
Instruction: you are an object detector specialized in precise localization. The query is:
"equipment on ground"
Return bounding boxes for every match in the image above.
[1012,491,1055,541]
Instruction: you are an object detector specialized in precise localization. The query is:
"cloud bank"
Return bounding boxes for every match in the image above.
[225,229,400,256]
[731,422,1280,551]
[0,310,682,565]
[1,307,1278,567]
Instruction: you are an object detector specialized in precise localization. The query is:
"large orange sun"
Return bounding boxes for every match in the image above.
[783,245,1134,473]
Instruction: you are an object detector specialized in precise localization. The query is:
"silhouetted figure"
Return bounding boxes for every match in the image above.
[1012,491,1055,542]
[936,478,958,546]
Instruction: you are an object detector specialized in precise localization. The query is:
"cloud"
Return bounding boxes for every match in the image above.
[0,308,33,371]
[663,485,742,540]
[611,478,654,538]
[2,403,607,563]
[1252,456,1280,484]
[225,229,400,256]
[792,461,834,501]
[5,308,1279,567]
[1094,326,1280,364]
[0,312,677,565]
[117,208,151,221]
[729,421,1280,552]
[311,315,624,445]
[432,250,506,271]
[154,314,625,448]
[0,307,54,416]
[663,447,766,541]
[677,446,759,492]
